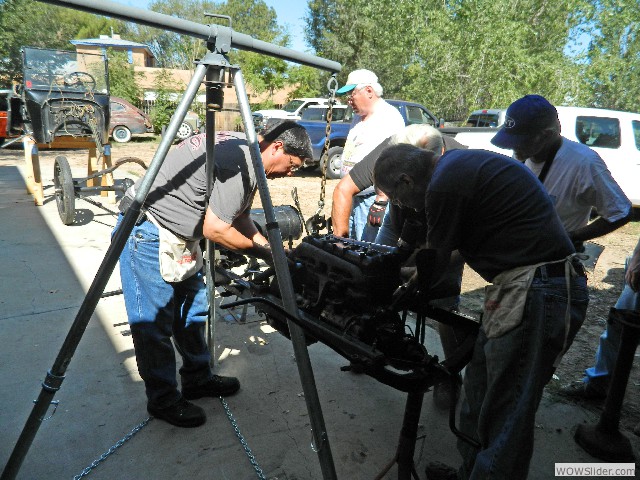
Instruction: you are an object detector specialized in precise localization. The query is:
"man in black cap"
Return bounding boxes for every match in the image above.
[491,94,632,401]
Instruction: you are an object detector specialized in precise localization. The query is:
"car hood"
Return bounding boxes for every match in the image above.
[253,110,298,118]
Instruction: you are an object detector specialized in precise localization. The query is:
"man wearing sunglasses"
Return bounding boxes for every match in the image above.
[335,68,405,241]
[115,120,312,428]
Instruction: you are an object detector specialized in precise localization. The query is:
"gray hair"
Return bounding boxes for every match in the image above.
[358,82,383,97]
[389,124,443,155]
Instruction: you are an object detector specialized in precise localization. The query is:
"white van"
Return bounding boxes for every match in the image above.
[555,106,640,208]
[445,106,640,208]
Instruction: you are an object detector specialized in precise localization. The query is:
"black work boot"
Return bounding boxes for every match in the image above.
[147,397,206,428]
[183,375,240,399]
[425,461,459,480]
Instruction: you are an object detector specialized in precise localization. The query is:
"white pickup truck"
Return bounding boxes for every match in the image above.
[442,106,640,208]
[253,97,337,131]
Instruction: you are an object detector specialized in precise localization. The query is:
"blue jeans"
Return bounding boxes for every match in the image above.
[349,192,378,242]
[115,214,212,408]
[457,273,589,479]
[584,257,640,392]
[375,210,398,247]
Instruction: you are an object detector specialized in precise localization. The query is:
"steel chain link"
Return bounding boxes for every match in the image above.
[220,396,267,480]
[73,417,151,479]
[317,75,339,212]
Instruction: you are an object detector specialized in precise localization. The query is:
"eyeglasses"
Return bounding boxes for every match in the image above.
[288,154,303,173]
[346,86,365,102]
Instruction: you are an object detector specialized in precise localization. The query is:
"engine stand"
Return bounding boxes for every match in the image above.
[374,390,425,480]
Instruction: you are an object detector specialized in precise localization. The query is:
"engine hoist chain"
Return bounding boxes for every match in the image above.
[220,396,267,480]
[73,417,152,479]
[306,75,338,236]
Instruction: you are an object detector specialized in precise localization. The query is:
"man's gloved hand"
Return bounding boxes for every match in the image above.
[368,200,388,227]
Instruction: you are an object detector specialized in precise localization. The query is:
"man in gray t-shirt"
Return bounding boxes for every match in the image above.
[116,120,312,428]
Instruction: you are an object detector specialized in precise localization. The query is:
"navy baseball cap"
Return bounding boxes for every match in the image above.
[491,95,558,150]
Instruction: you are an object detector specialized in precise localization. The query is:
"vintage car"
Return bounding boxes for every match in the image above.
[20,46,110,146]
[109,96,152,143]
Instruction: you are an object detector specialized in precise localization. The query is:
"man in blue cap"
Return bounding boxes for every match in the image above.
[491,94,632,401]
[332,68,404,241]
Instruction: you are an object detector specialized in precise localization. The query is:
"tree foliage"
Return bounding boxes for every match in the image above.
[577,0,640,111]
[306,0,589,120]
[107,49,144,105]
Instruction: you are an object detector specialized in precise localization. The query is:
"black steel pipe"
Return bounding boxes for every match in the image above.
[36,0,341,72]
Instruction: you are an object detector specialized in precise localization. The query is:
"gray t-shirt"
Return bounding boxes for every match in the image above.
[136,131,256,241]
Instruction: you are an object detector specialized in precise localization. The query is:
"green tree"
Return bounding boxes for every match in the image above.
[306,0,586,120]
[577,0,640,111]
[149,68,176,133]
[107,49,144,104]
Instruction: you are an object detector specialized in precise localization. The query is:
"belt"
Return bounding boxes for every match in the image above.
[118,195,147,225]
[535,261,586,278]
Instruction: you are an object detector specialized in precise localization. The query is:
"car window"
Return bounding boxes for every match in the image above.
[406,105,436,126]
[466,113,500,127]
[632,120,640,151]
[575,116,620,149]
[301,108,324,121]
[0,94,8,111]
[111,102,126,112]
[283,100,305,113]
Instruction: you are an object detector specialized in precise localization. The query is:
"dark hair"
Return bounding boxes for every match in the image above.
[374,144,436,191]
[262,119,313,163]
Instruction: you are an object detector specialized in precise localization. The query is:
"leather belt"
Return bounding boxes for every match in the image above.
[118,195,147,225]
[535,261,586,278]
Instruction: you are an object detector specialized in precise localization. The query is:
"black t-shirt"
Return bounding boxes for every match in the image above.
[426,149,575,282]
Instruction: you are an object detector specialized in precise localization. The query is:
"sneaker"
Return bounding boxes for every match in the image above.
[433,378,461,411]
[183,375,240,399]
[558,381,607,401]
[425,461,459,480]
[147,397,206,428]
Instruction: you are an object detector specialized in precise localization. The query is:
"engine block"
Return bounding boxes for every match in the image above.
[288,235,402,341]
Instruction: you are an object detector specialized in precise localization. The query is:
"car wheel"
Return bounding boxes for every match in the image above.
[112,126,132,143]
[322,146,343,179]
[53,156,76,225]
[176,122,193,140]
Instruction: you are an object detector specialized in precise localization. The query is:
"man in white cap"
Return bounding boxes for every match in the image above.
[333,68,404,241]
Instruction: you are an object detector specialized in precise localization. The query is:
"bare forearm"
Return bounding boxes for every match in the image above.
[331,180,358,237]
[568,213,632,243]
[203,211,272,261]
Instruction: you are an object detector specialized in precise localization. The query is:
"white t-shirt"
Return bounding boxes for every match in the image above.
[340,99,405,180]
[524,138,631,232]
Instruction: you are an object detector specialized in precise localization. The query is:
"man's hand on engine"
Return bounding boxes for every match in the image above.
[368,199,388,227]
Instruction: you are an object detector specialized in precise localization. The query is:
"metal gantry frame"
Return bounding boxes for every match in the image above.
[1,2,341,479]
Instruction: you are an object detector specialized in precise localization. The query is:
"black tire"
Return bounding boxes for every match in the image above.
[322,146,344,179]
[112,125,132,143]
[54,156,75,225]
[176,121,193,140]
